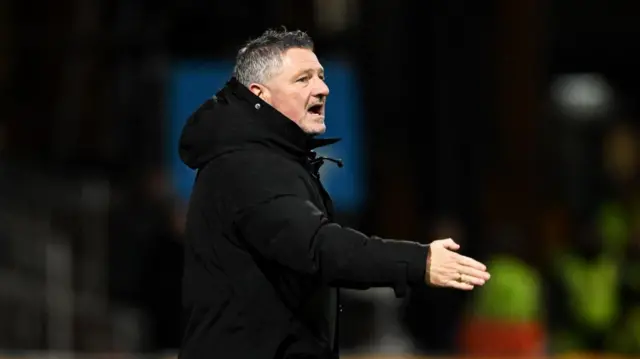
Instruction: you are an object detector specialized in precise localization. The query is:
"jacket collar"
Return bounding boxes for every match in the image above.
[224,77,340,156]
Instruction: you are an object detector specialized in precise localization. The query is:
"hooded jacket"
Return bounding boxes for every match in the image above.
[178,77,429,359]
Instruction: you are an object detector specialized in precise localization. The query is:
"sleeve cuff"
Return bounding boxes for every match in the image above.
[392,243,429,298]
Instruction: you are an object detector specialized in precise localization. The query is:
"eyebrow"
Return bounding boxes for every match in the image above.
[295,68,325,77]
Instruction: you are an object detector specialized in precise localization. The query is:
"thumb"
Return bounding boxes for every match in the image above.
[441,238,460,251]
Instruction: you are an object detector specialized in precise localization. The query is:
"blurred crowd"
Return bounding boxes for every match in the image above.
[410,119,640,357]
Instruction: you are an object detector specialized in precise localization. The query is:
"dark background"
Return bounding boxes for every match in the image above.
[2,0,640,356]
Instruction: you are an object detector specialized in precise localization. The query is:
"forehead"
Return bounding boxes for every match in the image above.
[280,48,323,73]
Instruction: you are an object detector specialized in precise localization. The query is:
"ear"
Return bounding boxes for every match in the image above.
[249,83,270,102]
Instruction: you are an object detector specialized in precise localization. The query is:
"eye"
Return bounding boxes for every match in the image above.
[297,76,310,83]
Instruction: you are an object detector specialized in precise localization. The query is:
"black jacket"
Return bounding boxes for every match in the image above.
[178,77,429,359]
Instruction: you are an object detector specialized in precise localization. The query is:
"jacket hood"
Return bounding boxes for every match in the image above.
[178,77,340,170]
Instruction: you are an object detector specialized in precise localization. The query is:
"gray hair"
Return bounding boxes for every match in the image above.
[232,28,314,86]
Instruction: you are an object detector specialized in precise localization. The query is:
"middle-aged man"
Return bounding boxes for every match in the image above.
[177,28,491,359]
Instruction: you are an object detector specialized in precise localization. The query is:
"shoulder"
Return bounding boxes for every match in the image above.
[197,150,308,207]
[200,150,302,184]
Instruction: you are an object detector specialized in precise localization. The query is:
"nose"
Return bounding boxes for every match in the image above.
[313,77,330,98]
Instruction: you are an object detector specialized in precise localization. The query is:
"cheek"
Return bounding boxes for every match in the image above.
[272,96,304,121]
[284,95,307,117]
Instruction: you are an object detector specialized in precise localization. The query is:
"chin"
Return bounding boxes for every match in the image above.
[304,124,326,136]
[295,114,327,135]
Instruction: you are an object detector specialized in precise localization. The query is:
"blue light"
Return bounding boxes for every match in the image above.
[166,59,365,212]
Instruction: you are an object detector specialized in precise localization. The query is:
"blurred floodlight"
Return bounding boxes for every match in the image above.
[550,73,614,121]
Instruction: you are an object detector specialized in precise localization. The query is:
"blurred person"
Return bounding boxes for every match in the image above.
[547,212,621,353]
[606,217,640,354]
[177,28,491,359]
[551,120,640,354]
[458,224,546,356]
[597,121,640,258]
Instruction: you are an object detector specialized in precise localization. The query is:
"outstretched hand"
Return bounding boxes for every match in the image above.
[425,238,490,290]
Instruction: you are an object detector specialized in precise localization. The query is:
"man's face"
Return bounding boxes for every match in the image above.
[250,48,329,135]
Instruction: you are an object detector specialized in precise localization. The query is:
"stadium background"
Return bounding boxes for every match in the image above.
[3,0,640,357]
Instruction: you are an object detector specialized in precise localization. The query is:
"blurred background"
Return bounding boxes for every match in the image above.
[3,0,640,357]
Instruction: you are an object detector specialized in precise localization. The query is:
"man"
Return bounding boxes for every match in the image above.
[178,28,490,359]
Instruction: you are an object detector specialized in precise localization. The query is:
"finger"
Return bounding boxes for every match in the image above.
[459,266,491,281]
[441,238,460,251]
[446,280,474,291]
[459,272,487,286]
[456,254,487,271]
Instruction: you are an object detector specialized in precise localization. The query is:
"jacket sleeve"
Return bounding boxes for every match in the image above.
[233,194,428,297]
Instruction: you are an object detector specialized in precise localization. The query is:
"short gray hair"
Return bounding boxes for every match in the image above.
[233,28,314,86]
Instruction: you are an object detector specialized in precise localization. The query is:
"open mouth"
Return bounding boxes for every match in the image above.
[307,104,324,116]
